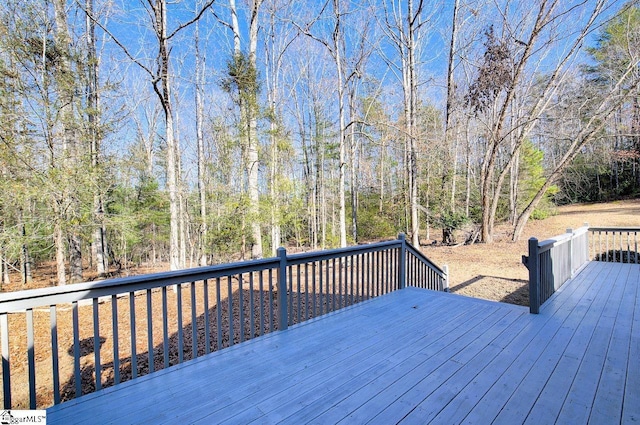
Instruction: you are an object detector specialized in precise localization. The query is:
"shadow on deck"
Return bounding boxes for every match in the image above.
[59,288,365,401]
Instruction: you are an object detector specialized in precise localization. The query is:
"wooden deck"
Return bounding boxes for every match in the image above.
[47,261,639,424]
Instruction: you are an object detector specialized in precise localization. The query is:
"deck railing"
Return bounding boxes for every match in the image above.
[589,227,640,264]
[523,225,640,314]
[0,233,446,409]
[523,225,590,314]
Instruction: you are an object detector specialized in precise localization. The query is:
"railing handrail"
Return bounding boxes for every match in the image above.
[0,257,281,314]
[589,226,640,232]
[0,237,446,315]
[537,225,589,253]
[524,224,640,314]
[286,239,402,265]
[588,226,639,264]
[405,242,446,276]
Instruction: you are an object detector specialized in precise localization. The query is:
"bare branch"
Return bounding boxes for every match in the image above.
[75,0,155,77]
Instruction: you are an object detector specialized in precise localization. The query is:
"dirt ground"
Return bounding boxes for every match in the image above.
[2,199,639,409]
[423,199,640,306]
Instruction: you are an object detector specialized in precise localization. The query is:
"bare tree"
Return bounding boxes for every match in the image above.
[444,0,460,212]
[227,0,264,258]
[53,0,83,284]
[85,0,108,277]
[295,0,356,248]
[264,0,297,255]
[379,0,435,247]
[84,0,216,270]
[465,0,616,242]
[195,20,208,266]
[512,6,640,240]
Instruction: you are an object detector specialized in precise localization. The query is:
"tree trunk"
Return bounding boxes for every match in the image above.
[407,0,421,247]
[86,0,107,278]
[332,0,348,248]
[21,222,32,285]
[445,0,460,212]
[230,0,263,258]
[55,223,66,285]
[379,139,386,213]
[69,234,83,283]
[0,229,8,285]
[465,128,471,217]
[1,256,8,287]
[249,2,263,258]
[173,97,187,268]
[349,87,358,243]
[509,148,521,225]
[152,0,181,271]
[269,106,280,256]
[266,9,284,257]
[195,22,208,266]
[54,0,82,283]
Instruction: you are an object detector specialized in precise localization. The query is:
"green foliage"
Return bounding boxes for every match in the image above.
[221,52,260,108]
[208,195,251,262]
[519,141,558,220]
[106,177,169,265]
[436,209,469,231]
[586,3,639,84]
[347,191,402,242]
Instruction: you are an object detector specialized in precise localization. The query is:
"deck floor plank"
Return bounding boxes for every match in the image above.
[242,298,494,425]
[45,262,639,425]
[51,292,425,423]
[210,296,464,424]
[458,261,612,425]
[322,306,520,425]
[127,291,449,424]
[494,262,624,424]
[621,263,640,425]
[396,309,527,424]
[522,263,627,424]
[582,263,636,424]
[277,301,503,423]
[557,269,623,423]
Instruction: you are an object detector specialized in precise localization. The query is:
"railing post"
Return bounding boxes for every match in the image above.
[567,228,574,277]
[277,247,288,330]
[584,222,591,260]
[1,313,11,408]
[443,265,449,292]
[528,237,540,314]
[398,233,406,289]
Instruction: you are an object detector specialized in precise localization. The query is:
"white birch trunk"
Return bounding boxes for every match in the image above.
[195,22,208,266]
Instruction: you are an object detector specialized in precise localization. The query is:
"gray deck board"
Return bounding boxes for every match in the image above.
[327,306,519,425]
[619,262,640,425]
[562,264,631,424]
[458,262,607,425]
[244,298,488,424]
[496,262,623,424]
[583,263,636,424]
[46,262,639,425]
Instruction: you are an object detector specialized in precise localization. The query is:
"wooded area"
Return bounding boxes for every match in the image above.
[0,0,638,287]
